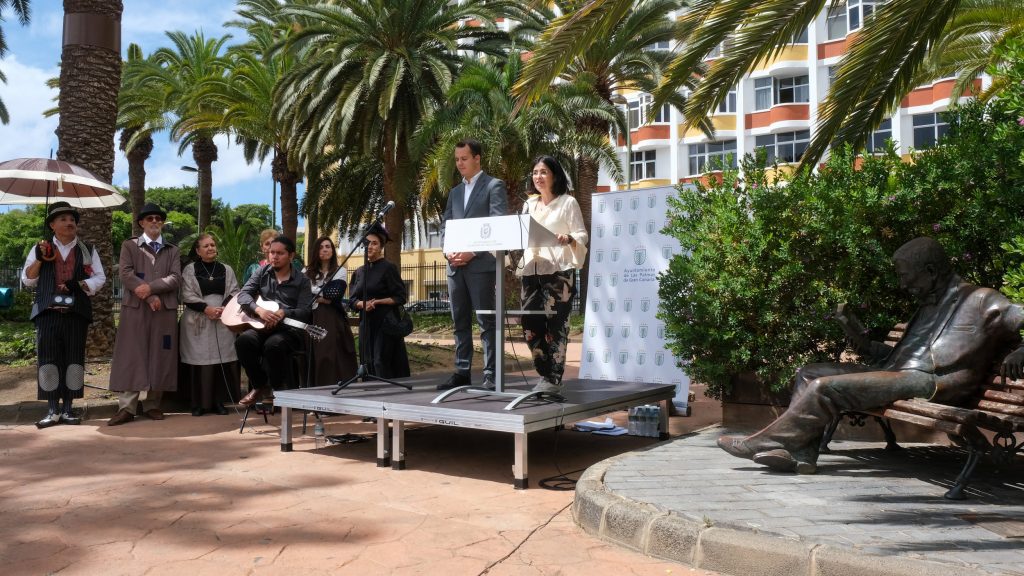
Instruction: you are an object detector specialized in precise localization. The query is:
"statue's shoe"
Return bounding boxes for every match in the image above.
[753,448,817,474]
[716,435,775,460]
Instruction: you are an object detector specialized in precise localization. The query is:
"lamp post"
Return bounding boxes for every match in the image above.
[180,165,200,231]
[610,94,632,190]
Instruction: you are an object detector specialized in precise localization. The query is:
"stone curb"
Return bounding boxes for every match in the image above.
[0,399,120,425]
[572,453,991,576]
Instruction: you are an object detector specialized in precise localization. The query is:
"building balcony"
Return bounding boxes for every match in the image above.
[750,45,808,75]
[745,103,810,131]
[900,78,980,109]
[683,115,737,140]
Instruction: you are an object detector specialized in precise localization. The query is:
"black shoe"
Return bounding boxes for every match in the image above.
[214,404,229,416]
[478,373,496,391]
[191,407,204,417]
[35,411,61,429]
[437,372,471,391]
[62,412,81,425]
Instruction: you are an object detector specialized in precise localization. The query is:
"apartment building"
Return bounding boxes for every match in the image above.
[598,2,987,191]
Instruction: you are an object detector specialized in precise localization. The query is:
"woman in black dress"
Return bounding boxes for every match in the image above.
[305,236,358,385]
[349,225,410,378]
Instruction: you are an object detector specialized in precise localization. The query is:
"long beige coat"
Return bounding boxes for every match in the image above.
[110,238,181,392]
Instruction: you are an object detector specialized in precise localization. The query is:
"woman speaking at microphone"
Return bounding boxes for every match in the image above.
[305,236,358,385]
[517,156,588,395]
[349,224,410,378]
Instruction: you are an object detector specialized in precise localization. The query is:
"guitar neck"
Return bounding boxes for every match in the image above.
[282,318,309,331]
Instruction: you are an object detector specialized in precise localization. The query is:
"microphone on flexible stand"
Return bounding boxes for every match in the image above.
[376,200,396,220]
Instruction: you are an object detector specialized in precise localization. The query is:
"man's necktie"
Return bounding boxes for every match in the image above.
[150,241,161,253]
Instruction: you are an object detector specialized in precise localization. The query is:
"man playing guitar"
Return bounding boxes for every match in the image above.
[234,235,314,407]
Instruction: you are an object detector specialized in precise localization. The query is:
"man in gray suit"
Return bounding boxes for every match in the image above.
[438,139,509,390]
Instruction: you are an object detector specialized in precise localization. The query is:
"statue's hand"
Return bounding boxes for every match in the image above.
[1001,347,1024,380]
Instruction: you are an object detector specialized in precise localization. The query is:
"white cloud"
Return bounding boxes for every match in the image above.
[0,55,60,160]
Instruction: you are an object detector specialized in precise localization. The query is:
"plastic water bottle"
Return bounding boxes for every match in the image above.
[627,407,637,435]
[640,406,651,437]
[313,417,325,449]
[651,405,661,438]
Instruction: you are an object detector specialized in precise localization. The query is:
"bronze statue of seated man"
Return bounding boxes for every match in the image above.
[718,237,1024,473]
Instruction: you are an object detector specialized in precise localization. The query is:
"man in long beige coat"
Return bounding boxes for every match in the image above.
[108,204,181,426]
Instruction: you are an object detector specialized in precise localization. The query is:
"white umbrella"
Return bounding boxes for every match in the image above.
[0,157,126,208]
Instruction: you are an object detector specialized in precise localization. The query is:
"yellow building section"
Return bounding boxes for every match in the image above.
[764,164,797,181]
[630,179,673,189]
[683,115,736,139]
[343,247,449,302]
[750,45,808,71]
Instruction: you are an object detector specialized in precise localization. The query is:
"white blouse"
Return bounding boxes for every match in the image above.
[516,193,589,277]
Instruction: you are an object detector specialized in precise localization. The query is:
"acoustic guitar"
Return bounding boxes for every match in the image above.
[221,294,327,341]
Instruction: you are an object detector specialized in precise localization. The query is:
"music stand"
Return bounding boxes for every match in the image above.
[332,215,411,394]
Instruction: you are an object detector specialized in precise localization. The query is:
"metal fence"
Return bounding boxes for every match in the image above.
[2,260,580,314]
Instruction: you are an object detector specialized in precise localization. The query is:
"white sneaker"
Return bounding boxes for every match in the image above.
[532,378,562,395]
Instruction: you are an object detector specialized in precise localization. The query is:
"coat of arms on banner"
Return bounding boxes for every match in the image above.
[597,224,604,238]
[624,299,632,312]
[613,223,621,237]
[614,199,622,212]
[610,273,618,287]
[594,274,602,287]
[639,324,648,338]
[629,221,638,236]
[630,196,639,210]
[607,300,615,312]
[662,245,673,259]
[648,193,657,208]
[604,325,613,337]
[591,299,599,312]
[596,249,604,262]
[599,200,606,213]
[655,352,665,366]
[611,248,620,262]
[646,220,656,234]
[637,351,646,365]
[618,351,629,365]
[641,298,651,312]
[621,324,629,338]
[634,248,646,265]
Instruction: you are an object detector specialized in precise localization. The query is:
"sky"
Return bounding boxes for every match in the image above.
[0,0,301,226]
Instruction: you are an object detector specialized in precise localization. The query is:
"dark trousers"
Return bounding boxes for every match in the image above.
[521,271,574,384]
[752,363,936,460]
[234,329,302,391]
[34,310,89,402]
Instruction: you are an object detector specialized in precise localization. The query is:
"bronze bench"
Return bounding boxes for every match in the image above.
[820,325,1024,500]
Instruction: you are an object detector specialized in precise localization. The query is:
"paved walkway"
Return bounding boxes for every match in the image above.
[575,427,1024,576]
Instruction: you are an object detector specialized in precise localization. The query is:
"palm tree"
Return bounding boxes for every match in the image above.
[274,0,517,269]
[520,0,689,303]
[57,0,122,357]
[0,0,30,124]
[118,43,167,235]
[517,0,1024,168]
[134,31,231,233]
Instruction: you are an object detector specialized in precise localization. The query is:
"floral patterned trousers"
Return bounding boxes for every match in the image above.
[520,270,574,384]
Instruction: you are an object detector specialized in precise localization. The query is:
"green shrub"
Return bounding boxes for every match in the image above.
[0,290,34,322]
[0,321,35,362]
[660,94,1024,399]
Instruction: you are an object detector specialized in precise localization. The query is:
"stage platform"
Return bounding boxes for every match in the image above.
[273,376,675,488]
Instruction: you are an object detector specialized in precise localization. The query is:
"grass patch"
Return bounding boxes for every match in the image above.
[0,321,35,365]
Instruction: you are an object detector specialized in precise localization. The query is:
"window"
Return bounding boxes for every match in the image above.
[628,100,641,130]
[776,75,809,104]
[706,42,722,59]
[646,40,670,50]
[827,65,838,89]
[688,140,738,175]
[754,77,773,111]
[826,4,848,40]
[755,130,810,163]
[912,113,949,150]
[848,0,879,32]
[866,118,892,153]
[791,27,808,44]
[639,94,670,124]
[631,150,657,180]
[717,88,737,113]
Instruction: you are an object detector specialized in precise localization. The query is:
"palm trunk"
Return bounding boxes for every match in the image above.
[381,129,405,270]
[575,155,598,307]
[120,129,152,236]
[58,0,122,358]
[306,203,319,265]
[274,147,301,241]
[192,135,218,233]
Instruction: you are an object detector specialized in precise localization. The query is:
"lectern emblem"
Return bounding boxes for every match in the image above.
[480,224,491,239]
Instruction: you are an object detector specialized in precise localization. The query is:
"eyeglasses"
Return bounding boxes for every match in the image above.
[143,216,164,223]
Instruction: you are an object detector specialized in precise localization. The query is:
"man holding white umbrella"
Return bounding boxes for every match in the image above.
[21,201,106,428]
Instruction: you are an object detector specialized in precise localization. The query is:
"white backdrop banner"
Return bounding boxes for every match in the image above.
[579,186,690,410]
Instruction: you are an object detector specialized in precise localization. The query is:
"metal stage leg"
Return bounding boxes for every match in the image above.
[376,417,391,467]
[392,420,406,470]
[281,406,293,452]
[659,398,670,440]
[513,432,528,489]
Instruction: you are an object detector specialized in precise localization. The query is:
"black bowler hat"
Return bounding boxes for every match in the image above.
[45,201,80,225]
[366,223,391,243]
[136,202,167,224]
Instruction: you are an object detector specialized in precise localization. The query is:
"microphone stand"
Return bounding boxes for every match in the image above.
[332,208,411,394]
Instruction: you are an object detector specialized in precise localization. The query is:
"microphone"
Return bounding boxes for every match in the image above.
[377,201,396,219]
